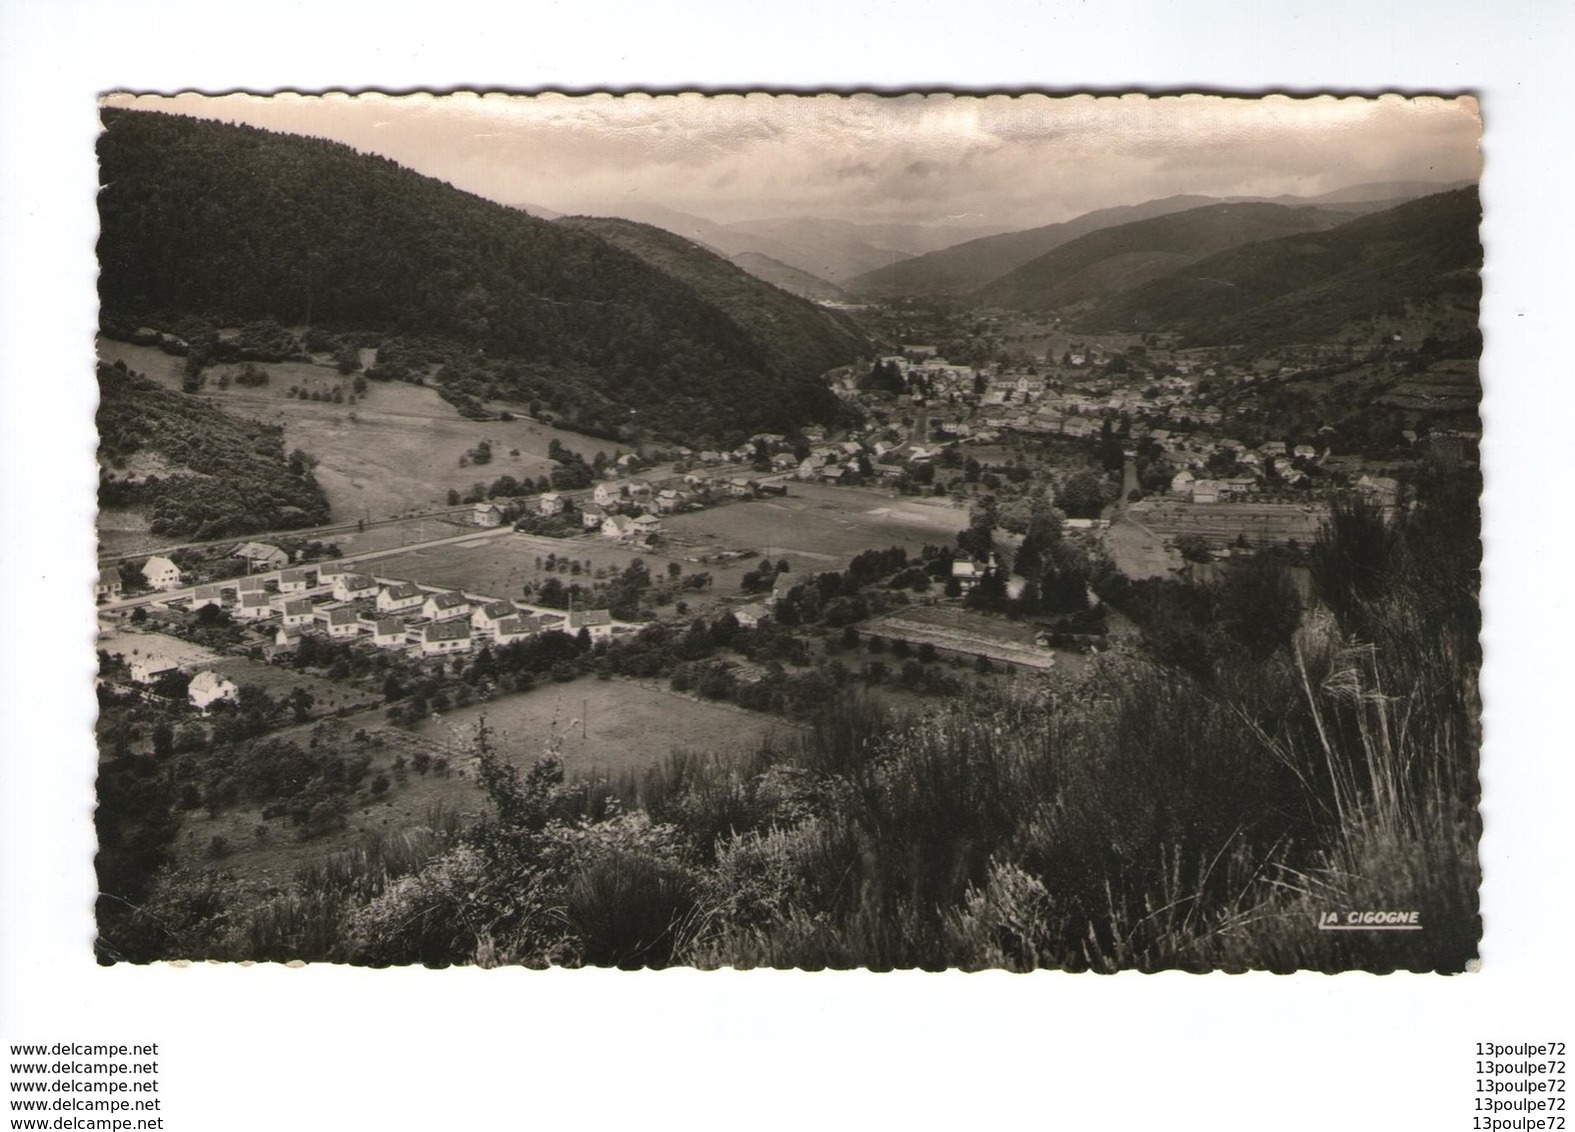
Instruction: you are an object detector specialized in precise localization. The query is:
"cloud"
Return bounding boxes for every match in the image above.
[103,91,1480,229]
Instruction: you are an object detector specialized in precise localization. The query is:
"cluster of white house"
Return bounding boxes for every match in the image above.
[106,550,616,665]
[269,563,615,658]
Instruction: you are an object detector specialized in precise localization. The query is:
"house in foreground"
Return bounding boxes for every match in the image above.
[421,620,472,656]
[372,618,408,649]
[96,566,123,603]
[424,591,470,623]
[567,609,614,641]
[188,669,239,712]
[142,556,182,591]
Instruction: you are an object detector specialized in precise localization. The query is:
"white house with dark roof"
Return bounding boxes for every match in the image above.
[538,492,564,516]
[376,581,425,616]
[141,556,182,591]
[237,575,268,596]
[423,591,470,623]
[324,606,361,639]
[190,584,225,612]
[471,601,519,637]
[281,598,315,627]
[128,653,182,685]
[421,620,472,656]
[278,567,314,594]
[593,483,622,508]
[316,562,348,585]
[334,573,378,602]
[473,501,506,527]
[629,514,662,539]
[236,591,274,621]
[492,615,536,646]
[188,669,239,712]
[567,609,614,641]
[372,618,408,649]
[601,514,636,540]
[97,566,124,603]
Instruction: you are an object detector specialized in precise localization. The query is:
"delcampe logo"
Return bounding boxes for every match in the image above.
[1318,910,1422,931]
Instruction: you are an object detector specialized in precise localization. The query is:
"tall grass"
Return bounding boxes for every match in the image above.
[238,802,466,961]
[673,478,1480,971]
[124,474,1478,970]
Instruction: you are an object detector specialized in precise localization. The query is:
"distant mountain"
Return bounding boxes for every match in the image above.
[718,215,1002,283]
[974,202,1354,312]
[98,109,863,446]
[1290,179,1473,205]
[561,203,1002,285]
[726,214,1006,259]
[728,252,847,302]
[554,215,868,379]
[1078,187,1482,347]
[511,201,564,221]
[845,195,1223,298]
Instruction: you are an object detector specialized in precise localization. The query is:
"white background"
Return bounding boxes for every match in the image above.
[1,2,1569,1127]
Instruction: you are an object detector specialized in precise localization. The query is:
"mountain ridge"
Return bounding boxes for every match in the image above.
[97,108,863,446]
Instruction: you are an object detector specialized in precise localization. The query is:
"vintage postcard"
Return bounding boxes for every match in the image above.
[91,91,1482,971]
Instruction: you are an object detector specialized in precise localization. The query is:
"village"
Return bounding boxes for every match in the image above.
[93,318,1462,728]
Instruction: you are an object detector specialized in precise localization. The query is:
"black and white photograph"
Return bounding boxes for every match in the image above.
[6,0,1575,1125]
[90,91,1483,972]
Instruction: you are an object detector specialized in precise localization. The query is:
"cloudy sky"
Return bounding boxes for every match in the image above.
[103,91,1481,231]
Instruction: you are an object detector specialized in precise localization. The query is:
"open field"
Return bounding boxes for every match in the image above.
[207,657,382,715]
[98,628,221,670]
[170,677,797,892]
[413,678,804,779]
[356,496,958,617]
[1106,510,1183,579]
[360,530,693,604]
[664,483,966,564]
[1127,499,1328,547]
[98,338,606,523]
[864,603,1074,672]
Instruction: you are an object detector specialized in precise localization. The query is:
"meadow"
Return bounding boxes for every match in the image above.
[97,339,608,523]
[664,483,965,564]
[166,677,797,896]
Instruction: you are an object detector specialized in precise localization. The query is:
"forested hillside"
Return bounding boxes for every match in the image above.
[846,195,1221,298]
[553,216,865,379]
[1079,188,1483,346]
[97,109,861,445]
[973,203,1353,311]
[97,360,331,539]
